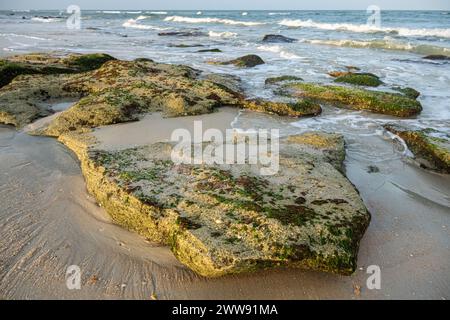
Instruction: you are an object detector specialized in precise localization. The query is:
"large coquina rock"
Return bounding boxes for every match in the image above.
[58,131,370,277]
[384,124,450,174]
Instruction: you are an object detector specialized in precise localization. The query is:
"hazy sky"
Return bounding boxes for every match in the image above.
[0,0,449,10]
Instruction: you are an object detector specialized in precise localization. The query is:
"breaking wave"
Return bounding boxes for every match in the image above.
[257,45,302,60]
[31,17,61,23]
[122,17,167,30]
[208,31,238,38]
[164,16,265,26]
[304,38,450,56]
[279,19,450,38]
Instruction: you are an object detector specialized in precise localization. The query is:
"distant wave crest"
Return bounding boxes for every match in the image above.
[122,17,167,30]
[279,19,450,38]
[304,38,450,56]
[164,16,265,26]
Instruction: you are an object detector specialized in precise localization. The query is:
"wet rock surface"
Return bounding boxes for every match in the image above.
[262,34,297,43]
[384,124,450,174]
[211,54,265,68]
[280,82,422,117]
[58,131,370,277]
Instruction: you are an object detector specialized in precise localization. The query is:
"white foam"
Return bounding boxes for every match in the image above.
[0,33,49,41]
[31,17,61,23]
[122,18,166,30]
[279,19,450,38]
[148,11,168,15]
[164,16,265,26]
[208,31,237,38]
[242,12,248,16]
[305,38,450,56]
[126,11,142,14]
[268,12,290,16]
[103,11,121,14]
[196,11,203,15]
[257,45,302,60]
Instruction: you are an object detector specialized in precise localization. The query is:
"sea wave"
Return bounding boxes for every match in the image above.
[147,11,168,15]
[102,11,121,14]
[0,33,49,41]
[122,18,167,30]
[257,45,302,60]
[279,19,450,38]
[305,38,450,56]
[268,12,290,16]
[208,31,237,38]
[164,16,265,26]
[126,11,142,14]
[31,17,61,23]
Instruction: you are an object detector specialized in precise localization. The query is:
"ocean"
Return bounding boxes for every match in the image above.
[1,9,449,168]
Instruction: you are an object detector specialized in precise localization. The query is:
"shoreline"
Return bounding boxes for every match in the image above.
[0,49,449,299]
[1,108,448,298]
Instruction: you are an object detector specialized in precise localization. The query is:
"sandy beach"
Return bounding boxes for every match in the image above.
[1,106,448,299]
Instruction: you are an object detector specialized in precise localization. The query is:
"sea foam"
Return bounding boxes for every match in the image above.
[305,38,450,56]
[164,16,265,26]
[279,19,450,38]
[257,45,302,60]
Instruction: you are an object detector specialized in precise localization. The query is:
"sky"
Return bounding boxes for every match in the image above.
[0,0,449,11]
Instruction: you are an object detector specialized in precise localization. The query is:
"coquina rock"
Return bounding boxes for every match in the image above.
[262,34,297,43]
[210,54,265,68]
[57,130,370,277]
[384,124,450,174]
[0,52,115,88]
[280,82,422,117]
[0,53,322,131]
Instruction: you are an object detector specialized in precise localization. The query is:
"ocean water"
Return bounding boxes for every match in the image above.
[1,10,449,170]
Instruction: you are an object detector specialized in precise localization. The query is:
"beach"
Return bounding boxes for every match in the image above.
[0,10,449,299]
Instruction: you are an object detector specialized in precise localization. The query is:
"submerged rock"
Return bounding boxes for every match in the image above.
[211,54,265,68]
[423,55,450,61]
[158,31,207,37]
[384,124,450,174]
[262,34,297,43]
[59,131,370,277]
[334,73,382,87]
[197,48,222,53]
[265,75,303,85]
[243,99,321,117]
[281,82,422,117]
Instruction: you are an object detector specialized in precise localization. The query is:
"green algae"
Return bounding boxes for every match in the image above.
[282,82,422,117]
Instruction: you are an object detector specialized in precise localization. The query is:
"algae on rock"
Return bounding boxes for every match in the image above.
[280,82,422,117]
[58,131,370,277]
[384,124,450,174]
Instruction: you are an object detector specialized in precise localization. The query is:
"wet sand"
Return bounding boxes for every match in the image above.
[0,107,449,299]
